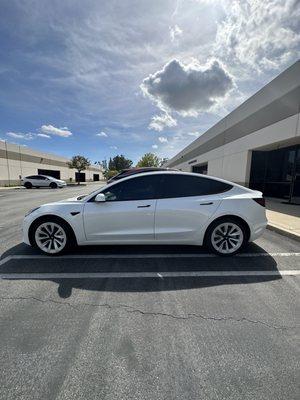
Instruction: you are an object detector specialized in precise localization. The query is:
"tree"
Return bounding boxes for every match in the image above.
[137,152,160,167]
[67,155,91,184]
[108,154,133,171]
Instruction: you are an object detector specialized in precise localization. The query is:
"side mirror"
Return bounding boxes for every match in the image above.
[95,193,106,202]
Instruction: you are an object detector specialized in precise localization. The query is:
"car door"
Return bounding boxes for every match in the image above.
[154,174,232,242]
[83,174,162,243]
[37,175,48,187]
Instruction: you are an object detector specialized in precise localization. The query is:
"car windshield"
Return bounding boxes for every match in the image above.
[76,184,109,200]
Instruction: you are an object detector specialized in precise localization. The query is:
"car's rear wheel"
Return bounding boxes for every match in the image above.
[205,218,247,256]
[50,182,57,189]
[24,182,32,189]
[31,219,74,255]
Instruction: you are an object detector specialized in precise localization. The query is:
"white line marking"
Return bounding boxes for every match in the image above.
[0,270,299,279]
[0,252,299,265]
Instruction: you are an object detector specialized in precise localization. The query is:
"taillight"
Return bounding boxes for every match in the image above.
[253,197,265,207]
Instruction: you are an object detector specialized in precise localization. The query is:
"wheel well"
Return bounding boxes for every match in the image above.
[204,215,251,244]
[28,215,77,246]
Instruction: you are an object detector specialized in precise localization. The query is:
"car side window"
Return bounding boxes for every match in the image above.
[38,176,46,180]
[160,174,233,198]
[101,175,163,201]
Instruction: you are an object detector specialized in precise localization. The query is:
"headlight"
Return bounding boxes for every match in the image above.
[25,207,40,217]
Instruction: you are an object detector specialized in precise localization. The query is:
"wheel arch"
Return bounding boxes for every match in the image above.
[28,214,77,247]
[204,214,251,245]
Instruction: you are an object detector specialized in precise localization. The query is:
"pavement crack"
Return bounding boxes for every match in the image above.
[0,296,297,331]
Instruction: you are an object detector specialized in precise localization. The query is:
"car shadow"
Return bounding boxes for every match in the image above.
[0,242,281,298]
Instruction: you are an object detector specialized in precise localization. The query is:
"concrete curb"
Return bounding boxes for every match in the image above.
[267,223,300,242]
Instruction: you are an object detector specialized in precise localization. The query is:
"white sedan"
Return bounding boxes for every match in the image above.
[22,171,267,256]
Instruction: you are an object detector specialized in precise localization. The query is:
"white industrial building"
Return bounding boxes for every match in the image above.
[0,141,104,186]
[165,61,300,204]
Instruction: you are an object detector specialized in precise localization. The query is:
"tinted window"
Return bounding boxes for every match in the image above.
[160,174,232,198]
[27,175,39,179]
[102,175,162,201]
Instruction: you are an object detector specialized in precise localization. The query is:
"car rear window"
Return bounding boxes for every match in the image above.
[160,174,233,198]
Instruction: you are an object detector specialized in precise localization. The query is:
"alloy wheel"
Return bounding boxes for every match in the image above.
[35,222,67,254]
[211,222,243,254]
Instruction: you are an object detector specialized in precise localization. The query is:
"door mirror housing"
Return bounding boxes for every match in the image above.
[95,193,106,202]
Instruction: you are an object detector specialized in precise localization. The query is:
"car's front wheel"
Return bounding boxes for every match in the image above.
[24,182,32,189]
[205,218,247,256]
[31,219,73,255]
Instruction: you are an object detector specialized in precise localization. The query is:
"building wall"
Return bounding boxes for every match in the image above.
[169,113,300,186]
[0,141,104,186]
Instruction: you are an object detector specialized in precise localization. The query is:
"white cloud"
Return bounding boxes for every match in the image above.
[37,133,51,138]
[6,132,34,140]
[141,59,233,117]
[152,144,158,149]
[158,136,168,143]
[169,24,183,42]
[215,0,300,73]
[187,132,199,137]
[96,131,108,137]
[148,113,177,131]
[110,145,118,150]
[40,124,72,137]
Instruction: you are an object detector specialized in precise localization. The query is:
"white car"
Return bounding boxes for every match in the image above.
[22,175,67,189]
[22,171,267,256]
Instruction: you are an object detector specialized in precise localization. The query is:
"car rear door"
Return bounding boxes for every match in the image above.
[83,174,162,242]
[154,174,231,243]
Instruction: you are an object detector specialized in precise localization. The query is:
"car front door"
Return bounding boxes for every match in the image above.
[154,174,231,243]
[83,174,162,243]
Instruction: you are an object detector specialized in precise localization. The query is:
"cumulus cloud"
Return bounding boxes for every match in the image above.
[158,136,168,143]
[37,133,51,138]
[152,144,158,149]
[169,25,183,42]
[148,113,177,131]
[215,0,300,73]
[96,131,108,137]
[141,59,233,117]
[6,132,34,140]
[40,124,72,137]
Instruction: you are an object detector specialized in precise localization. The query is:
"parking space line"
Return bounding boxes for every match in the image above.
[0,270,299,279]
[0,252,299,267]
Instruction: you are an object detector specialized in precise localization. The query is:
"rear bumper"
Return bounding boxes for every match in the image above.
[249,219,268,242]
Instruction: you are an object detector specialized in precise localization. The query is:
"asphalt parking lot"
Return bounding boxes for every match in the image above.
[0,184,299,400]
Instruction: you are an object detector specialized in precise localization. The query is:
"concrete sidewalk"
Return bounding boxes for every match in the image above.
[266,198,300,241]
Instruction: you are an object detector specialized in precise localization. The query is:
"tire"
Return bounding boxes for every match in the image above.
[205,217,247,256]
[50,182,57,189]
[30,218,75,255]
[24,182,32,189]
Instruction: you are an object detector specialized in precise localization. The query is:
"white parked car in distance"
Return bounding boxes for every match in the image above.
[22,175,67,189]
[22,171,267,256]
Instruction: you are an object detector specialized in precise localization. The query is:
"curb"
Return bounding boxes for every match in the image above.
[267,223,300,242]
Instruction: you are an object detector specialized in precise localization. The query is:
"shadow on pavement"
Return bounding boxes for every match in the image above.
[1,242,281,298]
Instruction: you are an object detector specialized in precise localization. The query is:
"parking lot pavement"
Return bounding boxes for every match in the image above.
[0,188,299,400]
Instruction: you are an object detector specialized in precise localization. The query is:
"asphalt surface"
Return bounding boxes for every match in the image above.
[0,184,299,400]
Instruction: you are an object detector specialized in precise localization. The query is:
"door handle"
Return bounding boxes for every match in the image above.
[137,204,151,208]
[200,202,213,205]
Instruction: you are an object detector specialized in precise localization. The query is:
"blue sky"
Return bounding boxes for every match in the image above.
[0,0,299,164]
